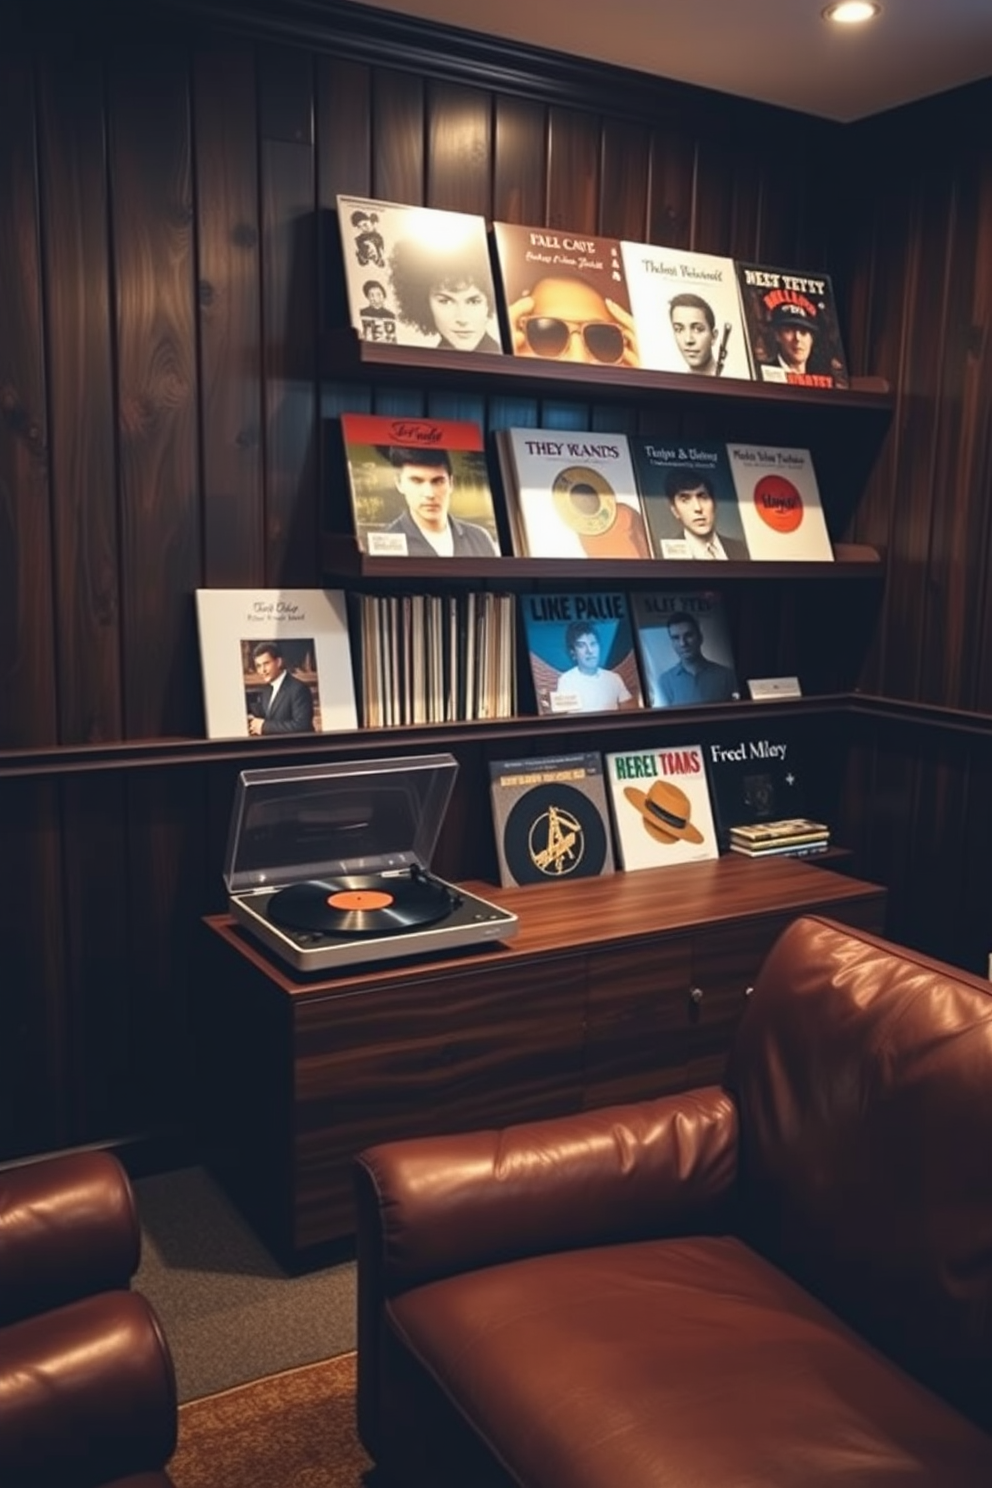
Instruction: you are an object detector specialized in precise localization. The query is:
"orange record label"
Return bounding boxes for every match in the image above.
[327,889,394,911]
[753,474,804,533]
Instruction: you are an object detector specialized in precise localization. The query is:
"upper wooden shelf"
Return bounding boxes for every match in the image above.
[319,329,894,412]
[321,537,883,584]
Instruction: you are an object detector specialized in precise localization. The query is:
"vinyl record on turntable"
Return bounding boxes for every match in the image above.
[268,873,454,937]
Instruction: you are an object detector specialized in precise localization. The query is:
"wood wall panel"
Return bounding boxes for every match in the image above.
[0,780,66,1157]
[646,128,695,251]
[60,775,133,1142]
[5,2,992,1163]
[493,94,546,225]
[193,45,265,589]
[371,67,424,205]
[38,54,122,746]
[426,80,492,215]
[599,119,650,242]
[259,46,319,586]
[0,56,57,750]
[546,106,600,231]
[110,46,201,738]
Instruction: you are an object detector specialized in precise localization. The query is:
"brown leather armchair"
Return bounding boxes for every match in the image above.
[0,1150,177,1488]
[355,916,992,1488]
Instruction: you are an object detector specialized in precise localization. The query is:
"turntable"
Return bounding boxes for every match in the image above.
[223,753,519,972]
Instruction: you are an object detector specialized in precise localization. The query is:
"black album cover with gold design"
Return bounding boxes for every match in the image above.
[489,752,616,888]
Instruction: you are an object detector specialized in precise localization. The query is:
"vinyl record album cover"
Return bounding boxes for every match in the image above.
[621,241,753,380]
[629,437,750,561]
[520,591,644,716]
[500,427,651,559]
[489,752,616,887]
[727,444,834,561]
[703,723,811,847]
[605,744,719,871]
[492,221,639,366]
[735,262,849,388]
[195,588,357,740]
[629,589,740,709]
[339,412,502,557]
[336,194,502,353]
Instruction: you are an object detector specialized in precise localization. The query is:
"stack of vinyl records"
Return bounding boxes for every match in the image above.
[728,818,830,860]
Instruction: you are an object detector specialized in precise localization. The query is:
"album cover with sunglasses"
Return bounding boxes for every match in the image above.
[620,241,754,381]
[491,221,640,367]
[336,194,503,354]
[498,427,651,560]
[520,591,644,717]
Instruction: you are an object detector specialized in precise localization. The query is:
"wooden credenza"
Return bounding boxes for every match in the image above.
[196,855,886,1268]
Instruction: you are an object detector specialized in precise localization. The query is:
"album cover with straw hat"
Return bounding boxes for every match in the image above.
[604,743,719,871]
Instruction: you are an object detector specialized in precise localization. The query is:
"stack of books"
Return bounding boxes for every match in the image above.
[728,818,830,860]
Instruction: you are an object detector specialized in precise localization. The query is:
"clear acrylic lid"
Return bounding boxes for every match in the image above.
[223,753,458,892]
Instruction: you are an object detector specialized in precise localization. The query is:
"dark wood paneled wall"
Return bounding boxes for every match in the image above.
[835,81,992,975]
[1,0,990,1163]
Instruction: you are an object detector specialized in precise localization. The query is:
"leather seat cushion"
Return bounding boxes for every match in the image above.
[387,1235,992,1488]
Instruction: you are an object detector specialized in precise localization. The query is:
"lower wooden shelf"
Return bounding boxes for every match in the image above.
[195,854,886,1267]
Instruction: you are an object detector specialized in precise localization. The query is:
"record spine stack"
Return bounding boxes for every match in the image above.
[728,818,830,859]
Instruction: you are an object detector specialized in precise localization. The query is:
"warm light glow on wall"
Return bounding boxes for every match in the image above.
[822,1,881,23]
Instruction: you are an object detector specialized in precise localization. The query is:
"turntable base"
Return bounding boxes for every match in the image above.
[229,869,518,972]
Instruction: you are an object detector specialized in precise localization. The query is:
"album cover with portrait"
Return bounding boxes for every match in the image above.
[195,588,357,740]
[491,221,639,367]
[339,412,502,557]
[604,744,719,872]
[335,194,503,353]
[498,427,651,559]
[520,591,644,716]
[629,589,740,710]
[488,751,616,887]
[620,242,753,381]
[629,437,750,561]
[726,444,834,561]
[735,262,850,388]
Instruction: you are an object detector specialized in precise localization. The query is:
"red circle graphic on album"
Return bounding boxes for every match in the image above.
[753,474,804,533]
[327,889,394,911]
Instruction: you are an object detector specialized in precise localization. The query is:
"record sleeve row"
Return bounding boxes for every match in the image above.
[335,194,852,391]
[336,413,835,568]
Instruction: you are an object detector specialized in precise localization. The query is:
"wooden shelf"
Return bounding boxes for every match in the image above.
[321,537,883,584]
[320,328,894,413]
[0,694,858,779]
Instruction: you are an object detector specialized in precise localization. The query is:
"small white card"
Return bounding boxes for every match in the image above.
[748,676,802,701]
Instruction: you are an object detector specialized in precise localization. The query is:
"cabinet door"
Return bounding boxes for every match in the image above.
[683,916,794,1089]
[583,937,694,1109]
[292,956,585,1248]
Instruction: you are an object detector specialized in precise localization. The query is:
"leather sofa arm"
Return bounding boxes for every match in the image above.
[0,1152,141,1326]
[0,1291,177,1488]
[355,1084,738,1296]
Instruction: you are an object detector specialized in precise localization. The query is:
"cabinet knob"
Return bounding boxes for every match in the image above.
[689,985,704,1005]
[744,984,755,999]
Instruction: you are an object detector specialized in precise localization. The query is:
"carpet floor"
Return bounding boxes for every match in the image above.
[169,1351,373,1488]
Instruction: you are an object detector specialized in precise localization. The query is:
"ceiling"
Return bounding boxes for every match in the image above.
[346,0,992,122]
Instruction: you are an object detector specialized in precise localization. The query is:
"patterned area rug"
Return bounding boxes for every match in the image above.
[169,1351,373,1488]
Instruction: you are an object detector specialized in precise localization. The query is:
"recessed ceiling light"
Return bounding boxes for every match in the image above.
[822,1,881,23]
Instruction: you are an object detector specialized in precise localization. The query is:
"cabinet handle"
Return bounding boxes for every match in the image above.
[689,985,704,1005]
